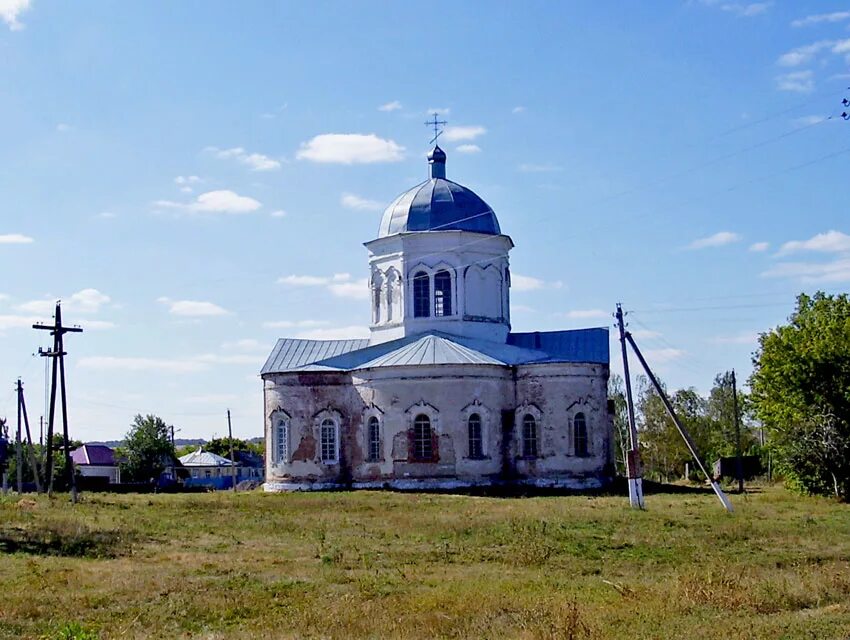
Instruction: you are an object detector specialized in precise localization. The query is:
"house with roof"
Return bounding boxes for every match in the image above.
[178,446,263,489]
[261,144,614,491]
[70,444,121,484]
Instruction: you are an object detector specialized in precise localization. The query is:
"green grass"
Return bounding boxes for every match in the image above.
[0,485,848,639]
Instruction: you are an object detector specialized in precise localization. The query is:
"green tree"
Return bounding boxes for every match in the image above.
[607,374,629,476]
[122,415,175,483]
[750,292,850,500]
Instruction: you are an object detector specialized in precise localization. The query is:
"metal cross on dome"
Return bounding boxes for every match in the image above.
[425,112,447,145]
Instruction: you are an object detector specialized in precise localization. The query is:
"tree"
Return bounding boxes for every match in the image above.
[749,292,850,500]
[122,415,175,483]
[607,374,629,476]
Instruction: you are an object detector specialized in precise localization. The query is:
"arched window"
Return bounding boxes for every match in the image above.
[522,414,538,458]
[367,416,381,462]
[320,418,338,463]
[276,418,288,463]
[434,270,452,317]
[468,413,483,458]
[413,414,433,460]
[574,413,588,457]
[413,271,430,318]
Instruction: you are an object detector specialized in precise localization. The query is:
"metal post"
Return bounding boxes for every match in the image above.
[615,305,644,509]
[732,370,743,493]
[625,332,733,513]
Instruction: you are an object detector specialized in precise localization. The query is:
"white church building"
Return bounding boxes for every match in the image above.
[261,145,614,491]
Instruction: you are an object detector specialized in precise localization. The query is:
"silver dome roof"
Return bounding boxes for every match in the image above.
[377,146,501,238]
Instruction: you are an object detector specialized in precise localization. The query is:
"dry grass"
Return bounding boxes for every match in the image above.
[0,485,848,639]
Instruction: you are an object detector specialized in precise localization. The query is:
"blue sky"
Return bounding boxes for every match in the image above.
[1,1,849,441]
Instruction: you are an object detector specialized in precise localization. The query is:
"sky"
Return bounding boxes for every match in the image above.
[1,1,849,442]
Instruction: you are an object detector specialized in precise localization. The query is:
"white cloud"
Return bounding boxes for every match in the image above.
[777,42,831,67]
[776,70,814,93]
[278,273,368,300]
[296,134,405,164]
[174,175,201,190]
[221,338,267,351]
[378,101,402,112]
[269,209,287,218]
[762,257,850,283]
[562,309,609,320]
[82,320,116,331]
[518,163,562,173]
[511,304,535,313]
[456,144,481,154]
[631,329,661,339]
[442,125,486,142]
[777,230,850,254]
[262,319,331,330]
[196,353,266,366]
[341,193,384,212]
[18,288,111,315]
[78,356,208,374]
[0,314,42,331]
[512,106,526,114]
[327,279,369,300]
[644,348,686,364]
[710,332,759,345]
[685,231,742,250]
[293,325,371,340]
[511,273,563,292]
[1,0,31,30]
[157,297,230,317]
[0,233,34,244]
[749,241,769,252]
[154,190,262,215]
[185,393,241,404]
[794,115,827,126]
[698,0,770,17]
[792,11,850,28]
[206,147,281,171]
[95,211,117,219]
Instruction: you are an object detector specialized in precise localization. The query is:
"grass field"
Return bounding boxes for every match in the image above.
[0,485,848,640]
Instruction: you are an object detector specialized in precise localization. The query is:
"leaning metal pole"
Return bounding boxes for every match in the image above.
[625,332,733,513]
[615,305,645,509]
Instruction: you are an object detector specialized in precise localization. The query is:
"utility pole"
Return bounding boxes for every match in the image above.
[17,380,42,493]
[34,302,83,503]
[615,304,645,509]
[16,380,23,493]
[732,370,744,493]
[227,409,236,492]
[625,332,733,513]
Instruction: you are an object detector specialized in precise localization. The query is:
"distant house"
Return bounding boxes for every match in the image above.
[179,447,264,489]
[71,444,121,484]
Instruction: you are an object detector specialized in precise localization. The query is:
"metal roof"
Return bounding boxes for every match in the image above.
[71,444,117,466]
[507,328,610,364]
[261,338,369,375]
[261,329,608,375]
[178,447,234,467]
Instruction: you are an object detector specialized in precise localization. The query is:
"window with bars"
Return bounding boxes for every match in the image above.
[320,418,338,463]
[434,270,452,317]
[468,413,483,458]
[367,416,381,461]
[574,412,588,457]
[522,414,538,458]
[413,414,433,460]
[276,419,288,463]
[413,271,430,318]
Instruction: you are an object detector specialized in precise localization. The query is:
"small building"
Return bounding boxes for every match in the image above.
[70,444,121,484]
[178,447,263,489]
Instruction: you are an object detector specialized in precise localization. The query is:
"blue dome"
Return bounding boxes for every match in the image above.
[378,147,500,238]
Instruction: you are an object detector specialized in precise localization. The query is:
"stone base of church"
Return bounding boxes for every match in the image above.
[263,475,609,493]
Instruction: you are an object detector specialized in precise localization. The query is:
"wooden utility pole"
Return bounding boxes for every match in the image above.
[227,409,236,492]
[16,380,23,493]
[625,332,734,513]
[731,369,744,493]
[615,304,645,509]
[33,302,83,503]
[17,380,42,493]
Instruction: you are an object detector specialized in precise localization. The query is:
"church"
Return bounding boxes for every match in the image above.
[261,143,614,491]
